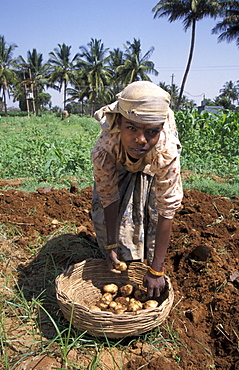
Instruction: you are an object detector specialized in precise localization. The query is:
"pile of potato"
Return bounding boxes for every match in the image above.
[90,283,159,314]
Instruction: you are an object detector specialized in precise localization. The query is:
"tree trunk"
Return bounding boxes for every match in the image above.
[91,89,96,116]
[176,19,196,110]
[81,100,84,115]
[3,88,8,116]
[63,79,67,110]
[35,87,39,116]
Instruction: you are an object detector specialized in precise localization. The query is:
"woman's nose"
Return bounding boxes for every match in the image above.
[136,133,147,144]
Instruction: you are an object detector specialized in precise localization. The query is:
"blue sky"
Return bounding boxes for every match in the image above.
[2,0,239,108]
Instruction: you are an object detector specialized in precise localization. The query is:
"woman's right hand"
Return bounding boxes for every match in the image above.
[107,249,122,274]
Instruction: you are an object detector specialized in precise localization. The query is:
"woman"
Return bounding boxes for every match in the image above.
[91,81,183,298]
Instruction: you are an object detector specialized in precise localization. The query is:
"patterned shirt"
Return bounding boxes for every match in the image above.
[91,112,183,219]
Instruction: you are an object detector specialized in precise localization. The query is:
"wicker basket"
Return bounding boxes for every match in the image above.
[55,258,174,338]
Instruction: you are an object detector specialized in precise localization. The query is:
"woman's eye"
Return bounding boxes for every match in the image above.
[147,129,159,135]
[127,126,136,131]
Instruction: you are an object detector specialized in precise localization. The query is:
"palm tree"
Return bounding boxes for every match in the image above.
[17,49,49,115]
[116,38,158,86]
[159,81,180,109]
[77,38,112,114]
[108,48,124,93]
[152,0,223,109]
[0,35,17,115]
[219,80,239,104]
[212,1,239,48]
[214,95,234,109]
[48,43,79,109]
[66,72,91,115]
[159,81,194,109]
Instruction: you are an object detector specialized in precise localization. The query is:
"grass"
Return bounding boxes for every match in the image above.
[182,173,239,198]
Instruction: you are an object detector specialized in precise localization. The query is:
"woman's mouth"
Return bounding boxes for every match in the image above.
[130,148,147,155]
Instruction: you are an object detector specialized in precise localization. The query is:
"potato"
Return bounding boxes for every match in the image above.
[101,292,113,304]
[89,305,101,312]
[98,301,109,310]
[120,284,134,297]
[115,307,127,314]
[103,283,118,294]
[134,289,148,302]
[115,296,130,307]
[128,299,143,312]
[127,303,140,312]
[107,307,116,313]
[144,300,159,309]
[109,301,118,309]
[114,302,124,310]
[113,261,127,271]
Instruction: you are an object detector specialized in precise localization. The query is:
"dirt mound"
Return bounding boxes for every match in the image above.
[0,186,238,369]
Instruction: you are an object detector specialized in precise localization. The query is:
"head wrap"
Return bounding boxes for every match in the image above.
[94,81,171,132]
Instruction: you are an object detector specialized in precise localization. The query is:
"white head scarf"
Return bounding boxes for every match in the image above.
[94,81,171,132]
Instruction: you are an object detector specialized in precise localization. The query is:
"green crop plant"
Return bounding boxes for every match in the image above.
[175,109,239,182]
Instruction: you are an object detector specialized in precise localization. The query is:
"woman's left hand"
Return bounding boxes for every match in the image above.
[143,271,165,298]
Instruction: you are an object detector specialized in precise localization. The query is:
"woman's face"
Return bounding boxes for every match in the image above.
[119,116,163,161]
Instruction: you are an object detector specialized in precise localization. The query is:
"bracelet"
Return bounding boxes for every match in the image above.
[148,267,165,277]
[104,242,120,250]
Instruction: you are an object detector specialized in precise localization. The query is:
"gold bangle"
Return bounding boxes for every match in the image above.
[148,267,165,277]
[104,243,120,250]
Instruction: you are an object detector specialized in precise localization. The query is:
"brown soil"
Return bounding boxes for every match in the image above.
[0,183,238,369]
